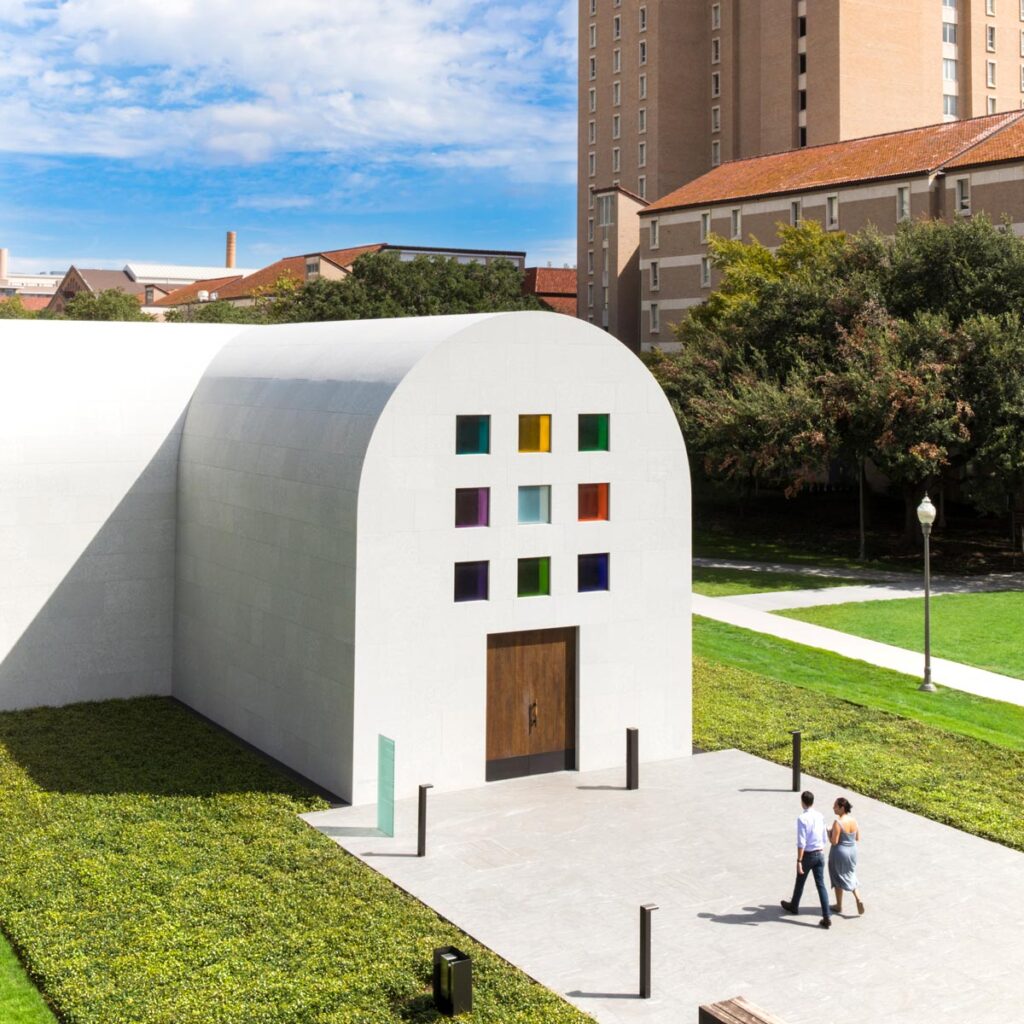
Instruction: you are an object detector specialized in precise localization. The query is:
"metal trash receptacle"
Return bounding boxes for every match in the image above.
[433,946,472,1016]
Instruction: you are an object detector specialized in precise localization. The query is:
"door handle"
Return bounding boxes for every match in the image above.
[529,701,538,731]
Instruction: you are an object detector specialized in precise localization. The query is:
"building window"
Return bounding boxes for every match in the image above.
[613,81,621,105]
[638,141,647,166]
[650,302,660,332]
[649,218,659,248]
[612,146,621,172]
[798,15,806,36]
[589,23,597,48]
[639,107,647,132]
[639,73,647,98]
[1020,28,1024,55]
[518,485,551,525]
[790,199,802,225]
[988,25,997,51]
[589,87,597,112]
[612,113,621,138]
[956,177,971,214]
[944,93,959,115]
[455,488,490,528]
[578,553,610,593]
[588,120,596,144]
[456,415,490,454]
[700,210,711,241]
[799,52,807,74]
[578,483,610,521]
[989,95,999,112]
[590,0,596,13]
[711,2,721,29]
[711,71,721,97]
[700,256,712,288]
[613,14,621,39]
[987,0,996,13]
[587,250,594,274]
[517,557,550,598]
[589,56,596,80]
[613,48,621,72]
[650,259,659,289]
[454,561,489,602]
[942,0,956,7]
[1020,63,1024,90]
[598,193,614,225]
[799,126,808,147]
[711,37,721,64]
[639,5,647,31]
[711,105,721,132]
[587,217,594,242]
[799,89,807,111]
[639,39,648,64]
[988,60,997,87]
[730,208,742,239]
[519,414,552,453]
[578,414,610,452]
[588,152,596,177]
[897,186,911,222]
[943,22,957,43]
[943,58,957,81]
[711,139,721,165]
[826,194,840,230]
[587,282,594,307]
[638,175,646,199]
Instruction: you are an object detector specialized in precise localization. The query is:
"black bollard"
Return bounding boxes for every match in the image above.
[626,727,639,790]
[639,903,658,999]
[790,730,802,792]
[417,784,434,857]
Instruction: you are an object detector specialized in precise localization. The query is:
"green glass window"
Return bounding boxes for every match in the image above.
[517,556,551,597]
[456,415,490,454]
[578,413,610,451]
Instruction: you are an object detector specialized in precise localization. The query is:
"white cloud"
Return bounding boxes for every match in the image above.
[0,0,577,181]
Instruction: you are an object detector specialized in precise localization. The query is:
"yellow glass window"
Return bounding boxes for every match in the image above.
[519,414,551,453]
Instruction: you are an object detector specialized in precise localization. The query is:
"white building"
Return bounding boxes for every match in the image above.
[0,313,691,804]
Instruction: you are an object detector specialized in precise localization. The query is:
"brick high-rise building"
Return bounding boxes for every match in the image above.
[579,0,1024,349]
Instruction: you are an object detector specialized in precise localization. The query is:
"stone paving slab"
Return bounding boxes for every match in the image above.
[720,581,1023,612]
[303,750,1024,1024]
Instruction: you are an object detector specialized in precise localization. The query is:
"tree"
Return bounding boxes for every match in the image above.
[165,300,267,324]
[0,295,37,319]
[271,252,546,323]
[62,289,152,322]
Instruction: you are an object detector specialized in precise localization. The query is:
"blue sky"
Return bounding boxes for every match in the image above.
[0,0,578,274]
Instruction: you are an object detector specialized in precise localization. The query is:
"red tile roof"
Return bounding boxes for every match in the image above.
[523,266,577,297]
[155,275,245,307]
[944,112,1024,168]
[539,295,578,316]
[215,257,307,301]
[645,111,1024,213]
[318,243,386,268]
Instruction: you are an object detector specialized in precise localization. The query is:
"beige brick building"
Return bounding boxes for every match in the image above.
[579,0,1024,348]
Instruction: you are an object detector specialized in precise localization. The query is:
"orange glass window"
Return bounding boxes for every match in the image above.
[578,482,610,521]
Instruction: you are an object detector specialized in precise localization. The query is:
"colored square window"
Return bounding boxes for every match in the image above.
[456,415,490,454]
[578,483,610,521]
[518,485,551,524]
[517,556,551,597]
[518,414,552,453]
[454,561,489,602]
[578,553,610,592]
[455,487,490,527]
[579,413,610,451]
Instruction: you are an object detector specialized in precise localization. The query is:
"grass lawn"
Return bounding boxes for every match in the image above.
[0,698,591,1024]
[778,591,1024,680]
[693,653,1024,853]
[693,616,1024,752]
[0,933,56,1024]
[692,565,868,596]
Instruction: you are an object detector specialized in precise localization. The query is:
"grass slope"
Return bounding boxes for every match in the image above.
[693,616,1024,751]
[693,655,1024,853]
[779,591,1024,681]
[0,934,56,1024]
[692,565,867,596]
[0,699,591,1024]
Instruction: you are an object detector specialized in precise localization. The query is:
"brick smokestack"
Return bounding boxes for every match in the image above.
[0,248,8,282]
[225,231,237,269]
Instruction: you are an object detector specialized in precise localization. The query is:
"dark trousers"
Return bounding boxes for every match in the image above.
[791,849,830,919]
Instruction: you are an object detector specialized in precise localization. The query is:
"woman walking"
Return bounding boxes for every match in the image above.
[829,796,865,915]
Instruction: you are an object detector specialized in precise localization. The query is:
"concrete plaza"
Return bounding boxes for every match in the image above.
[304,750,1023,1024]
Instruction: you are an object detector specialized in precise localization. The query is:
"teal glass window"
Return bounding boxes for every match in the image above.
[578,413,610,451]
[456,415,490,454]
[517,557,551,597]
[518,485,551,524]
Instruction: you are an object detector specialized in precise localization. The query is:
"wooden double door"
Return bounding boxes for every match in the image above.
[486,627,576,782]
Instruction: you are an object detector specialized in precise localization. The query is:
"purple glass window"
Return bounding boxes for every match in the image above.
[578,553,610,592]
[454,561,489,602]
[455,487,490,527]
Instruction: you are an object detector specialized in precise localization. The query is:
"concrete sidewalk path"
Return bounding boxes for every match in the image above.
[694,593,1024,706]
[304,751,1024,1024]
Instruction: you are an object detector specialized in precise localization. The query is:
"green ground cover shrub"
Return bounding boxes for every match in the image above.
[693,653,1024,852]
[0,933,56,1024]
[694,616,1024,751]
[692,565,867,596]
[779,591,1024,680]
[0,699,591,1024]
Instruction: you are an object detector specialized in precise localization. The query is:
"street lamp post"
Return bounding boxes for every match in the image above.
[917,494,937,693]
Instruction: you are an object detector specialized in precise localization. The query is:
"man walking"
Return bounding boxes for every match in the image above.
[781,790,831,929]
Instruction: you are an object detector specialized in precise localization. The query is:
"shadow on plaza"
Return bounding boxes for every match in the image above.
[699,904,822,927]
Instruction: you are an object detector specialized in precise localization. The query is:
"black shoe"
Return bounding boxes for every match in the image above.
[780,900,797,914]
[819,917,832,929]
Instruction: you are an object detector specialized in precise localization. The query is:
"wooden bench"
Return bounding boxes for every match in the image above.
[699,995,789,1024]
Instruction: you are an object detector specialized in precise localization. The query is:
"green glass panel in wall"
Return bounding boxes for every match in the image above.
[456,415,490,454]
[517,556,551,597]
[377,734,395,837]
[578,413,610,451]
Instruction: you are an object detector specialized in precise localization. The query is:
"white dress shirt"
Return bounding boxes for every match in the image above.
[796,807,828,852]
